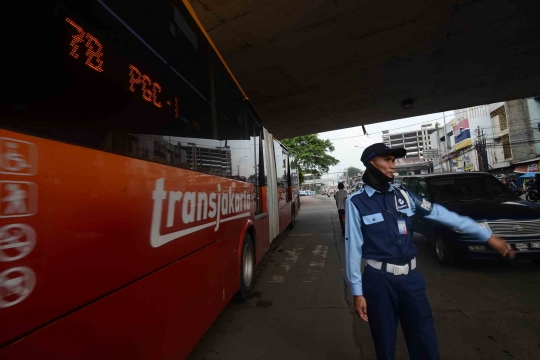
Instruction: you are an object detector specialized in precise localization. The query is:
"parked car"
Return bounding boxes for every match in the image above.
[300,190,307,196]
[401,173,540,265]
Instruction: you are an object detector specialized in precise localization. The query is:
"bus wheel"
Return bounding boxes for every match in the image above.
[289,208,296,229]
[238,235,255,301]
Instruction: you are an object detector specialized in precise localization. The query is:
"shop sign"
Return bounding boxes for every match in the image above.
[527,162,539,172]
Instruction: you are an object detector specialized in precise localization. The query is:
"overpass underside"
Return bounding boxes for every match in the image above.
[188,0,540,138]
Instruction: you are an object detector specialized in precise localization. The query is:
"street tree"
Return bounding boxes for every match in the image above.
[281,135,339,178]
[346,166,363,178]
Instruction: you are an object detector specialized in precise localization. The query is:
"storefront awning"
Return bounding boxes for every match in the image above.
[514,162,539,173]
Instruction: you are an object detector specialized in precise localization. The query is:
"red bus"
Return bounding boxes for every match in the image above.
[0,1,300,358]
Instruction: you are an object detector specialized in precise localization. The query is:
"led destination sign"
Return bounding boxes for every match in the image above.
[66,18,180,119]
[1,1,212,138]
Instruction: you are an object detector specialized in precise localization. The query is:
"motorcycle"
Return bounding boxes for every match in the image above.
[526,189,539,202]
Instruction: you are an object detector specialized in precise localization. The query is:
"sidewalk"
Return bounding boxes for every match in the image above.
[190,194,540,360]
[188,195,374,359]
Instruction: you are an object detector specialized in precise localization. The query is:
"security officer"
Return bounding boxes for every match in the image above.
[345,143,514,360]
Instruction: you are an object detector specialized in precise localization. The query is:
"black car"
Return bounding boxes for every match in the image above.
[401,172,540,265]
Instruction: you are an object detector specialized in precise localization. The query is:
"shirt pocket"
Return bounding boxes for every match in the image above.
[362,213,386,234]
[363,213,384,224]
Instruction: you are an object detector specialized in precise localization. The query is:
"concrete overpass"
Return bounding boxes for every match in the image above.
[188,0,540,138]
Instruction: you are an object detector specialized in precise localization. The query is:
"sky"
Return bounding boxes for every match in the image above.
[318,111,455,175]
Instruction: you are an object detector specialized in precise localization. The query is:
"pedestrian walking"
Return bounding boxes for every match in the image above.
[345,143,514,360]
[335,182,347,235]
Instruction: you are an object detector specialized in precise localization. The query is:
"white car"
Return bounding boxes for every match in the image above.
[300,190,307,196]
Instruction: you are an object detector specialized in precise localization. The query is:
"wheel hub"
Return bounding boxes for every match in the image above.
[242,243,254,287]
[436,238,445,260]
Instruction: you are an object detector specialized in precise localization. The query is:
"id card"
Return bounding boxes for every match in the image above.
[397,219,407,235]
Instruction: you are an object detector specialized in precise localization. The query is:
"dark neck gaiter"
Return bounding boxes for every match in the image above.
[362,164,393,192]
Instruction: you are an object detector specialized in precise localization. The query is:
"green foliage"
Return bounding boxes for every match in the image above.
[281,135,340,177]
[346,166,362,178]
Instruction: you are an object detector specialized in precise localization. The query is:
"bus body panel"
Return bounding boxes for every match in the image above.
[278,203,292,234]
[0,129,254,345]
[0,230,242,359]
[255,215,271,263]
[0,0,300,355]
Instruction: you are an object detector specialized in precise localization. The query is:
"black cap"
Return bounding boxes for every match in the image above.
[361,143,407,165]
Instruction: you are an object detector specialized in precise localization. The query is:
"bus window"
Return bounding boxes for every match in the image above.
[282,148,292,202]
[273,140,288,207]
[250,113,264,214]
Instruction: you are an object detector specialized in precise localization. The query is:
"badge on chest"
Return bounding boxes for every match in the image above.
[396,197,408,210]
[397,219,407,235]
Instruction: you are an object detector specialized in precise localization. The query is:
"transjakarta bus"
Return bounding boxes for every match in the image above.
[0,1,300,358]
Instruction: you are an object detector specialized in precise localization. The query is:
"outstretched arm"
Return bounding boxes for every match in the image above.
[406,190,515,259]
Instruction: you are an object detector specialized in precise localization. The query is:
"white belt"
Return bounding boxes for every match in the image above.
[366,258,417,275]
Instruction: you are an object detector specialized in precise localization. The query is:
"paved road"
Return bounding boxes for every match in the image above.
[188,195,540,359]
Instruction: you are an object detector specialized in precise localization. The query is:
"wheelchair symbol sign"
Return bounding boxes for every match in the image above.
[0,138,37,176]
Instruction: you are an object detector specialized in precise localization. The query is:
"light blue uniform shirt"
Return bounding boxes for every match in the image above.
[345,184,492,296]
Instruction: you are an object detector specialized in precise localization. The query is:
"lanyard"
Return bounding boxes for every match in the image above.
[392,191,405,218]
[383,192,401,215]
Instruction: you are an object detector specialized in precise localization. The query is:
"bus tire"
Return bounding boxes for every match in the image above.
[238,234,255,301]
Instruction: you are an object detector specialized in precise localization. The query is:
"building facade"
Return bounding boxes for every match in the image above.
[429,99,540,175]
[382,124,435,158]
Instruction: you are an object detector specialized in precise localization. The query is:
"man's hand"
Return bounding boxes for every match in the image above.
[487,235,515,259]
[354,296,368,322]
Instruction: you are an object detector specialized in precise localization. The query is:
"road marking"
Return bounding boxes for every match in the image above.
[268,244,306,282]
[307,245,328,280]
[284,245,304,262]
[268,275,284,283]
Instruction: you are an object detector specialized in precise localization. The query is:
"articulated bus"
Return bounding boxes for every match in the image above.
[0,1,300,358]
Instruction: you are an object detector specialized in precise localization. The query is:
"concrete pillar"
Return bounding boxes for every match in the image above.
[506,99,536,162]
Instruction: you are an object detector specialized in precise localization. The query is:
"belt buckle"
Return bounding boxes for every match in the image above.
[393,264,409,275]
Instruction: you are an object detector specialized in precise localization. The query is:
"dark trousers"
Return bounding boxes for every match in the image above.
[363,264,440,360]
[337,209,345,235]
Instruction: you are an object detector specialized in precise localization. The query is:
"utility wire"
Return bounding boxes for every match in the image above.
[324,115,540,142]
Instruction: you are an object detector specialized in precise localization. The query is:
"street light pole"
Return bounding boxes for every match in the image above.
[236,156,247,176]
